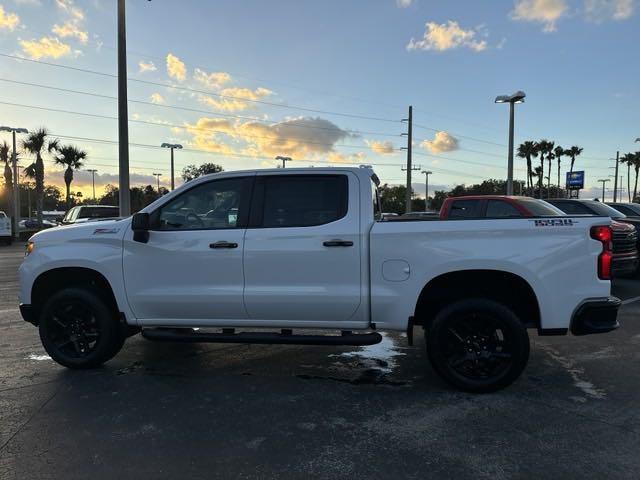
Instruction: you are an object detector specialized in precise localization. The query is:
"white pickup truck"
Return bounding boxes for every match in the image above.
[18,167,620,392]
[0,211,12,245]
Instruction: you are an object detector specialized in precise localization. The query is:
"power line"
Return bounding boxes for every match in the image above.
[0,53,401,123]
[0,78,400,138]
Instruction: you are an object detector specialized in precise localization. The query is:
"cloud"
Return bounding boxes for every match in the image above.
[20,36,71,59]
[166,53,186,81]
[199,87,273,112]
[138,60,157,73]
[0,6,19,30]
[366,140,396,155]
[420,131,459,153]
[55,0,84,21]
[328,151,367,164]
[193,68,231,89]
[584,0,635,20]
[407,20,487,52]
[183,116,351,159]
[510,0,568,32]
[52,22,88,43]
[396,0,413,7]
[150,93,165,104]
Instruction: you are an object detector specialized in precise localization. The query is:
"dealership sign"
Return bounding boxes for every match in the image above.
[566,171,585,190]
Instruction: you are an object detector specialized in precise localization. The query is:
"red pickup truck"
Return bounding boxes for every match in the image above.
[439,195,562,219]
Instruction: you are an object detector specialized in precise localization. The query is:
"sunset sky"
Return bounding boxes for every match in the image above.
[0,0,639,199]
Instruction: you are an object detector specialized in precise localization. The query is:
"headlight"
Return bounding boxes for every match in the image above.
[25,241,34,256]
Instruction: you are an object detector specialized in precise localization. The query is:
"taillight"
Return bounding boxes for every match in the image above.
[590,225,613,280]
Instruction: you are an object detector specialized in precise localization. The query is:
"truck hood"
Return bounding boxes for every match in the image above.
[29,218,130,244]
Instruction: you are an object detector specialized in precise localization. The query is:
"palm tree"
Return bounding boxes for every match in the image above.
[554,146,564,195]
[21,128,59,227]
[54,145,86,208]
[536,140,554,198]
[620,153,635,202]
[566,145,583,174]
[633,152,640,203]
[1,141,11,192]
[516,141,538,193]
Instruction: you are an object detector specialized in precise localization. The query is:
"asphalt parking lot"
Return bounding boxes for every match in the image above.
[1,242,640,480]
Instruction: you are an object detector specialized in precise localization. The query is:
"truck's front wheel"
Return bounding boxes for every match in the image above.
[38,288,124,369]
[426,299,529,393]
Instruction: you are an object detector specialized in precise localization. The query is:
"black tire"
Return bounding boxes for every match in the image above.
[38,288,124,369]
[426,298,529,393]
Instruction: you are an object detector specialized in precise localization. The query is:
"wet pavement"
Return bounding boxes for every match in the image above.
[1,242,639,479]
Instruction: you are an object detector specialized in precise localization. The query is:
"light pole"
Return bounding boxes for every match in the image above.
[153,172,162,192]
[161,143,182,190]
[494,91,526,196]
[0,126,28,239]
[421,170,432,211]
[275,156,291,168]
[117,0,131,217]
[87,169,97,200]
[597,178,610,201]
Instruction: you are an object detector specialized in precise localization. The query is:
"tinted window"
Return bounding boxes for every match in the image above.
[548,201,592,215]
[582,201,625,219]
[78,207,119,219]
[448,200,482,219]
[156,177,248,230]
[372,180,382,221]
[257,175,348,228]
[516,198,562,216]
[610,204,640,216]
[486,200,522,218]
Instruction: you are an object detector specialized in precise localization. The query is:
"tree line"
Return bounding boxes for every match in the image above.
[0,125,226,225]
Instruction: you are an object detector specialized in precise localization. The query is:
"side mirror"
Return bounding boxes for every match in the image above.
[131,213,150,243]
[131,212,150,231]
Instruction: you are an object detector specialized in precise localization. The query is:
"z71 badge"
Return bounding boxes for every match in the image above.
[532,219,575,227]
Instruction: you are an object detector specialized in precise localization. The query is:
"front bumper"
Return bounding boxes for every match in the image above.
[570,296,621,336]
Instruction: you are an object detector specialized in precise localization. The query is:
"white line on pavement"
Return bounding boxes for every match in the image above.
[622,296,640,305]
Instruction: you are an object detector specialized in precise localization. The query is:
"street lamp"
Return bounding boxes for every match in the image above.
[275,156,292,168]
[421,170,432,211]
[160,143,182,190]
[597,178,610,202]
[0,126,28,239]
[152,172,162,192]
[494,90,526,196]
[87,169,98,200]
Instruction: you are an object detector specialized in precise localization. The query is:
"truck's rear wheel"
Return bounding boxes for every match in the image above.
[426,299,529,393]
[38,288,124,369]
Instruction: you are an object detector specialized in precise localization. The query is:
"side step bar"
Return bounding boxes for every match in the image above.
[141,328,382,346]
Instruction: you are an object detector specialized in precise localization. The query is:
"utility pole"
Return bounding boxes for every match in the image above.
[401,105,413,213]
[161,143,182,190]
[275,156,292,168]
[597,179,610,202]
[117,0,131,217]
[0,126,28,239]
[421,170,432,211]
[613,151,619,202]
[87,169,97,200]
[494,91,525,195]
[153,172,162,192]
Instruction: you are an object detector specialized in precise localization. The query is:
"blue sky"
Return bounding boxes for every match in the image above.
[0,0,638,198]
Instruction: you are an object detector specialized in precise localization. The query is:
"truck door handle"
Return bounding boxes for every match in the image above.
[209,241,238,249]
[323,240,354,247]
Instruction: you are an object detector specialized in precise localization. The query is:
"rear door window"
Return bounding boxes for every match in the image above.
[252,175,348,228]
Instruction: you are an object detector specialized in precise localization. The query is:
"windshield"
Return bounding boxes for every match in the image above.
[516,198,563,216]
[584,201,626,219]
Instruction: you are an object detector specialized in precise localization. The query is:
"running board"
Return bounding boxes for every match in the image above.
[141,328,382,346]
